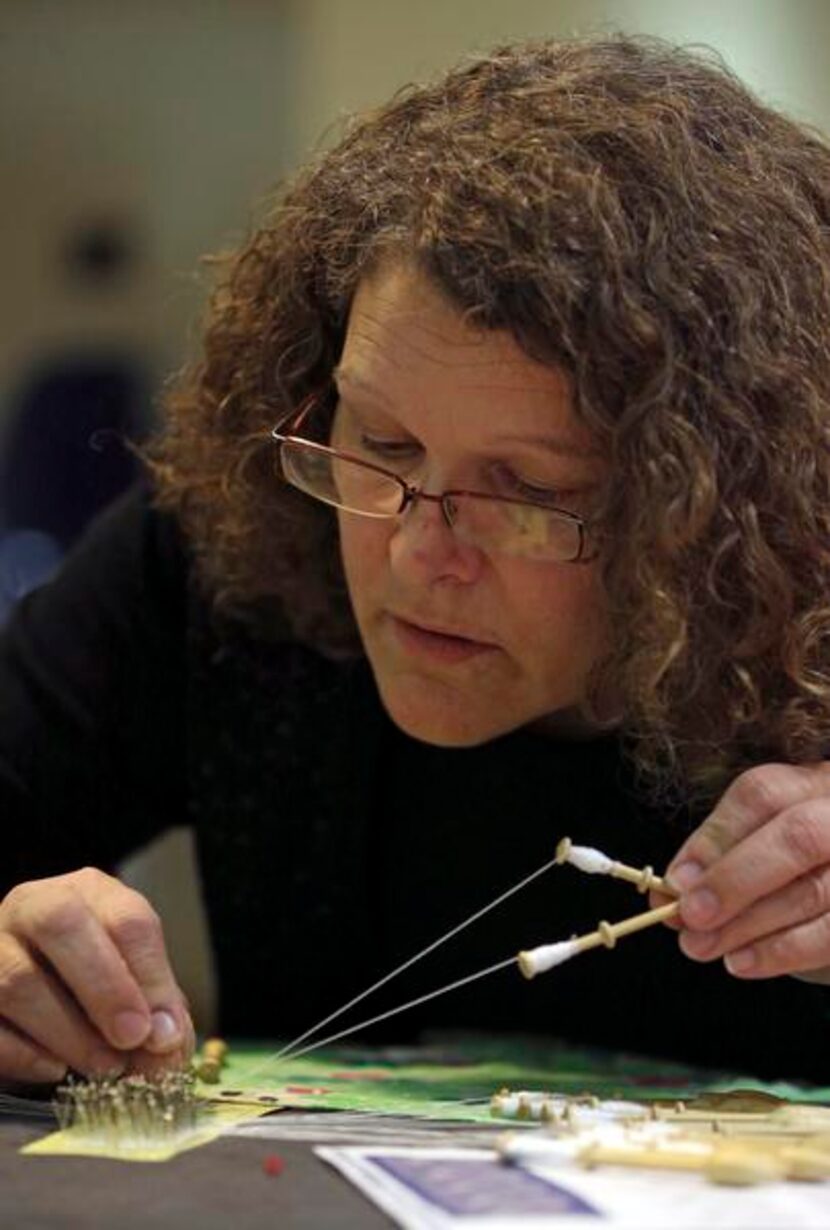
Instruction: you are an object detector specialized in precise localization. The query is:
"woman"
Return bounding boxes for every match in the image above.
[2,34,830,1086]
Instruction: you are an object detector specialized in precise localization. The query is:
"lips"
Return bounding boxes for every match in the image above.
[392,613,495,645]
[387,613,498,663]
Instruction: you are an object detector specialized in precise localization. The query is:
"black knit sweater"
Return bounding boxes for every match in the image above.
[2,488,828,1081]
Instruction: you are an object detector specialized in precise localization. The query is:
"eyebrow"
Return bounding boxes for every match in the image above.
[333,366,602,461]
[491,433,601,460]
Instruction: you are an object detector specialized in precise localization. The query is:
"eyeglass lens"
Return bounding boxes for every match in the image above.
[279,396,582,561]
[282,442,581,560]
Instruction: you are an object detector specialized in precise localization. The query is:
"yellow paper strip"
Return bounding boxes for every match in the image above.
[21,1101,275,1163]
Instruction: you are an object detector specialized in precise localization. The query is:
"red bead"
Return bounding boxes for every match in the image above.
[263,1154,284,1177]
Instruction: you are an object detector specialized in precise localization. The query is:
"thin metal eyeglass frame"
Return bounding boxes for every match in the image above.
[270,391,588,563]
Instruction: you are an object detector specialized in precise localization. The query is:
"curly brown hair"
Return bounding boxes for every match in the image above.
[149,33,830,800]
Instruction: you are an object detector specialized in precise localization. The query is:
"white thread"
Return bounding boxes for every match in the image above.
[278,955,517,1066]
[517,939,579,978]
[262,854,560,1074]
[566,844,614,875]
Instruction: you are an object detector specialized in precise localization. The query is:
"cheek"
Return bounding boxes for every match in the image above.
[508,562,608,681]
[337,514,389,610]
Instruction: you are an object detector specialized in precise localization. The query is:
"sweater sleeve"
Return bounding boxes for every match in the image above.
[0,484,188,893]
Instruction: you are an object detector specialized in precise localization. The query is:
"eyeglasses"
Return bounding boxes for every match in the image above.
[271,390,589,563]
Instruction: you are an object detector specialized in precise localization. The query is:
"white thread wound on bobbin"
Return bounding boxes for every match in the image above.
[517,939,579,979]
[566,845,615,875]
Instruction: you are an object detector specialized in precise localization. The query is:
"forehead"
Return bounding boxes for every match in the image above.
[340,263,596,450]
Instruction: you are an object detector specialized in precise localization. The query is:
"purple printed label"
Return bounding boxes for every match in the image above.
[369,1154,599,1216]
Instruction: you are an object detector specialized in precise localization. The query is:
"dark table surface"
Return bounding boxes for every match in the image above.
[4,1116,393,1229]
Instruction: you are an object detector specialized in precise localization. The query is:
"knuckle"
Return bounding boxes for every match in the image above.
[3,873,111,935]
[73,866,114,892]
[108,902,163,953]
[0,950,39,1006]
[763,929,799,971]
[799,868,830,920]
[731,764,791,817]
[26,890,87,946]
[2,879,43,915]
[780,805,828,869]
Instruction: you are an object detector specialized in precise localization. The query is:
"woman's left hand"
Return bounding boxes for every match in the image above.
[655,762,830,984]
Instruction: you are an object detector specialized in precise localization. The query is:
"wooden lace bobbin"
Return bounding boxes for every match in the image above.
[652,1095,830,1139]
[203,1038,228,1064]
[518,900,681,979]
[490,1090,561,1123]
[578,1140,788,1186]
[554,837,671,895]
[579,1136,830,1185]
[195,1037,229,1085]
[776,1145,830,1181]
[517,1094,533,1121]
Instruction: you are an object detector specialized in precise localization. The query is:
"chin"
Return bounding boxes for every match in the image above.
[376,677,526,748]
[390,712,492,748]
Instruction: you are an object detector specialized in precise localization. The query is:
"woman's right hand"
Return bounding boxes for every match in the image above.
[0,867,194,1083]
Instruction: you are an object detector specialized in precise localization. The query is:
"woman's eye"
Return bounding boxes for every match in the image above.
[491,462,562,505]
[358,434,420,461]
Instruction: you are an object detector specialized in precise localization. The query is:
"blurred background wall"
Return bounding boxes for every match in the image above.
[4,0,830,1027]
[3,0,830,473]
[4,0,830,482]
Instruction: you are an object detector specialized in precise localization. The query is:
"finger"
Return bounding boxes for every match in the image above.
[5,877,155,1053]
[179,996,196,1058]
[0,934,126,1077]
[679,865,830,963]
[648,886,682,929]
[126,995,195,1069]
[0,1020,67,1085]
[125,1039,194,1078]
[720,912,830,979]
[674,797,830,931]
[666,762,830,892]
[100,888,191,1054]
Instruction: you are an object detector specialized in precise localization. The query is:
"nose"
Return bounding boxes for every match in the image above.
[388,491,483,585]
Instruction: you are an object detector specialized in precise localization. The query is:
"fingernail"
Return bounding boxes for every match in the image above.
[683,886,720,924]
[112,1010,150,1048]
[679,928,720,959]
[31,1057,67,1083]
[667,861,704,892]
[725,947,756,975]
[149,1010,181,1051]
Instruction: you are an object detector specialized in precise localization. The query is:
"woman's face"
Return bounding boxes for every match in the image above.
[337,262,609,746]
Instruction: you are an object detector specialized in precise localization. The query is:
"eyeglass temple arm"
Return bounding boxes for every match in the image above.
[272,391,323,440]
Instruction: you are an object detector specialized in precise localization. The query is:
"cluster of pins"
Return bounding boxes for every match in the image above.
[53,1071,202,1149]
